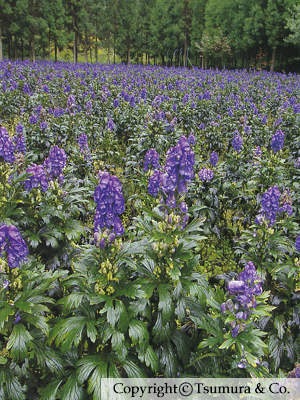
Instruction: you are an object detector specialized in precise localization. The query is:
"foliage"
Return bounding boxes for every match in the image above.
[0,59,300,397]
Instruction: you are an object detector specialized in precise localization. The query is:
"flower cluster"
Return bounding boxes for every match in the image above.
[144,149,160,172]
[271,129,285,153]
[78,133,91,161]
[295,234,300,252]
[94,171,125,248]
[287,363,300,378]
[14,134,26,154]
[24,164,48,192]
[0,224,29,269]
[198,167,214,182]
[256,186,293,227]
[147,136,194,230]
[0,126,15,163]
[232,133,243,153]
[210,151,218,167]
[221,262,263,337]
[43,145,66,183]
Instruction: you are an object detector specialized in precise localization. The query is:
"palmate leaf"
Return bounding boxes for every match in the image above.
[60,371,85,400]
[7,323,33,361]
[39,378,64,400]
[49,315,96,352]
[76,355,109,400]
[145,346,159,372]
[122,358,148,378]
[32,341,64,374]
[157,284,173,324]
[4,372,27,400]
[129,320,149,350]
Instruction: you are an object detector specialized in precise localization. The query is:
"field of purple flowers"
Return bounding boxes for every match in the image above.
[1,59,300,399]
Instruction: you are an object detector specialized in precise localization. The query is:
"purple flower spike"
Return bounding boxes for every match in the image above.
[210,151,218,167]
[0,224,28,269]
[295,234,300,252]
[144,149,160,172]
[94,171,126,244]
[271,129,285,153]
[232,134,243,153]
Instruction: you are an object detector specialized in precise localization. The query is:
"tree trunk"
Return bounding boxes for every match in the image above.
[49,29,51,60]
[55,40,57,62]
[21,37,23,61]
[74,32,77,63]
[184,33,187,67]
[8,32,11,60]
[271,47,275,73]
[14,36,17,60]
[95,35,98,62]
[32,35,35,62]
[0,23,2,62]
[84,30,87,63]
[107,45,110,64]
[127,43,130,64]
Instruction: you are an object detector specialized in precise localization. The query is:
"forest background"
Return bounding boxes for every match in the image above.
[1,0,300,72]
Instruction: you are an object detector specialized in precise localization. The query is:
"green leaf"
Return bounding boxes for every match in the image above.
[0,356,7,364]
[129,320,149,349]
[144,346,158,372]
[157,284,173,324]
[122,359,147,378]
[274,315,285,340]
[5,375,27,400]
[40,379,63,400]
[7,323,33,361]
[219,338,236,349]
[60,371,85,400]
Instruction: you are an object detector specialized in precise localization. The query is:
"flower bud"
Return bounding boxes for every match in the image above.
[108,232,116,243]
[100,238,105,249]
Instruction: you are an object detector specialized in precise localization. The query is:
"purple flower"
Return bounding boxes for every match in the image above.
[14,134,26,154]
[254,146,262,158]
[0,126,15,163]
[107,119,114,132]
[23,83,30,94]
[144,149,160,172]
[67,95,76,108]
[271,129,285,153]
[14,313,21,324]
[29,115,37,125]
[78,133,90,161]
[113,98,119,108]
[24,164,48,192]
[295,234,300,252]
[255,214,263,225]
[148,170,162,197]
[16,123,23,135]
[94,171,125,241]
[40,121,48,131]
[44,146,66,181]
[261,115,267,125]
[260,186,281,226]
[3,279,9,289]
[198,168,214,182]
[188,134,196,146]
[43,84,49,93]
[0,224,29,269]
[232,134,243,153]
[210,151,218,167]
[232,324,240,337]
